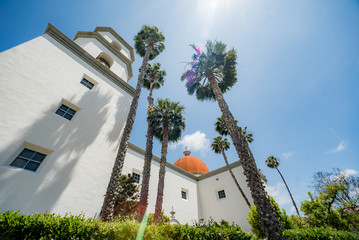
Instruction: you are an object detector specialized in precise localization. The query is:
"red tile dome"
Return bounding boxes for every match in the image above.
[174,150,209,175]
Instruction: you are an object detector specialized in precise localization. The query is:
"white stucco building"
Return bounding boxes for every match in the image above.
[0,24,253,232]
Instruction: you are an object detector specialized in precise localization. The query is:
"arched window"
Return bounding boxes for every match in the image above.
[111,41,122,51]
[96,52,114,69]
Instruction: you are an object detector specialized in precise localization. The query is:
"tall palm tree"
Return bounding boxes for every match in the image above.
[181,41,283,239]
[266,156,300,216]
[100,25,165,221]
[137,63,166,221]
[211,136,251,207]
[215,115,255,164]
[149,98,185,223]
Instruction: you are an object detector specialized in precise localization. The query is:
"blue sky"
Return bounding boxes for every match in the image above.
[1,0,358,215]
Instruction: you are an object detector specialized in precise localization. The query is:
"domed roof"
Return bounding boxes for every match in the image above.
[174,150,209,175]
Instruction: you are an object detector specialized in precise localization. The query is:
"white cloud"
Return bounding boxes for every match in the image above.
[326,141,347,154]
[341,169,358,178]
[169,131,210,153]
[290,206,296,214]
[265,182,291,205]
[282,151,295,159]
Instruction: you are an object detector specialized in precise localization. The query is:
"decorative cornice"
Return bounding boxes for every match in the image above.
[127,142,198,181]
[128,142,265,184]
[44,23,135,96]
[197,161,242,180]
[73,31,133,79]
[94,26,135,63]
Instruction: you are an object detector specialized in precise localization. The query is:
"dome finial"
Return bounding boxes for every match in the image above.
[183,147,191,156]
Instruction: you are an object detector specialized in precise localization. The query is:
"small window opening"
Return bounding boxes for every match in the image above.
[80,78,94,90]
[10,148,46,172]
[218,190,226,199]
[181,190,187,200]
[56,104,76,120]
[133,172,140,184]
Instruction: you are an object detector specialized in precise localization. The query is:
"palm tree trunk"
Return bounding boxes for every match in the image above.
[154,122,169,223]
[207,72,284,239]
[137,88,155,221]
[100,45,153,221]
[221,150,251,207]
[276,167,300,216]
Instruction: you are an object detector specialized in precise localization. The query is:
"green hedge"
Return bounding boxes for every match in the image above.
[0,211,253,240]
[1,211,358,239]
[283,227,359,240]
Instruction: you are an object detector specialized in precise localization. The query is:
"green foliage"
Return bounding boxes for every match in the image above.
[211,135,230,154]
[0,210,99,240]
[150,98,186,142]
[147,211,170,225]
[214,115,253,143]
[247,196,293,238]
[300,189,359,231]
[283,227,359,240]
[143,62,166,91]
[312,168,359,214]
[3,211,358,240]
[158,219,254,240]
[113,174,139,220]
[134,25,165,60]
[181,41,237,101]
[0,211,255,240]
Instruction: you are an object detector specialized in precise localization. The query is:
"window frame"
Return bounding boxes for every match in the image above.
[132,172,141,184]
[181,188,188,201]
[8,141,53,173]
[80,74,98,90]
[217,189,226,200]
[55,99,81,121]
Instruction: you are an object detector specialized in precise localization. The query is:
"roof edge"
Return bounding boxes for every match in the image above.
[44,23,135,96]
[73,31,133,80]
[127,142,198,181]
[94,26,135,63]
[198,161,243,180]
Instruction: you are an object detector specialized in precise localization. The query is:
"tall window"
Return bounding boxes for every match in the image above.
[56,104,76,120]
[181,188,188,200]
[218,190,226,199]
[10,148,46,172]
[133,172,140,184]
[181,190,187,200]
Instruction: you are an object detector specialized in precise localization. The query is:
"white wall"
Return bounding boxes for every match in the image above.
[74,38,129,81]
[0,33,132,217]
[123,147,199,224]
[197,165,253,232]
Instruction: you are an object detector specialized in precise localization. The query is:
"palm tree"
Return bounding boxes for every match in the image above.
[266,156,300,216]
[137,63,166,221]
[100,25,165,221]
[215,115,255,164]
[181,41,283,239]
[149,98,185,223]
[211,136,251,207]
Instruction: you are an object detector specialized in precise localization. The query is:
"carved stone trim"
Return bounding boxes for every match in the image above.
[44,23,135,96]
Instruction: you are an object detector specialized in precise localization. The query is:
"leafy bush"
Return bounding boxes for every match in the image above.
[283,227,359,240]
[158,219,254,240]
[0,211,255,240]
[247,196,293,238]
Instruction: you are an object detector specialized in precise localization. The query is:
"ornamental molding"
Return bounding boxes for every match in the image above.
[44,23,135,96]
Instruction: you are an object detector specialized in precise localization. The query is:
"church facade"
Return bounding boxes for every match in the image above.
[0,24,252,232]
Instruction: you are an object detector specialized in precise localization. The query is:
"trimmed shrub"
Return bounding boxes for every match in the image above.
[0,211,255,240]
[283,227,359,240]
